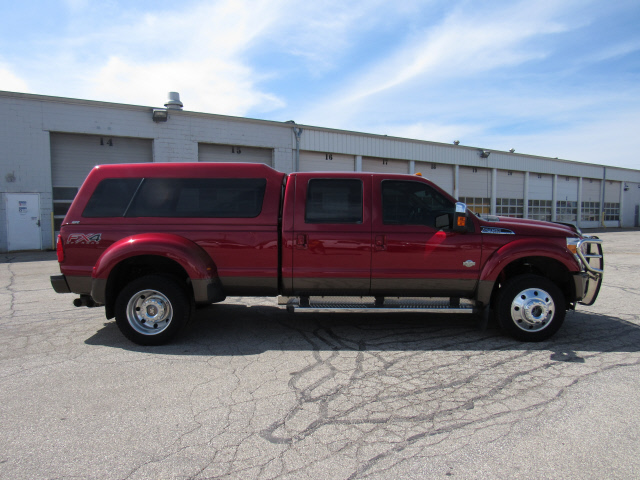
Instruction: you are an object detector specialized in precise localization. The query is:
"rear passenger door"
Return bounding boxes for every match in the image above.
[291,174,372,295]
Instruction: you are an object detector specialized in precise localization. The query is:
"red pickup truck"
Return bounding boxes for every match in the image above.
[51,163,603,345]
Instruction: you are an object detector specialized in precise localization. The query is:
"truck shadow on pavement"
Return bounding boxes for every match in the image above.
[85,302,640,357]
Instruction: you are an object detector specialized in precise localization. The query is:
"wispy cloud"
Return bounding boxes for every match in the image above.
[583,41,640,63]
[267,0,404,73]
[300,0,573,124]
[82,0,291,114]
[0,62,29,93]
[1,0,639,169]
[287,0,640,169]
[16,0,291,115]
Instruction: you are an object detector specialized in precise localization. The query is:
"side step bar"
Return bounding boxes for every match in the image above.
[278,296,477,314]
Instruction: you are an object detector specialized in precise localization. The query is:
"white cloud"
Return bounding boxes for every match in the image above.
[67,0,291,114]
[288,0,640,170]
[91,56,284,115]
[299,0,573,126]
[0,63,29,93]
[270,0,397,73]
[4,0,637,169]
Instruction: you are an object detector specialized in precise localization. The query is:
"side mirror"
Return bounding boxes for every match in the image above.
[453,202,467,232]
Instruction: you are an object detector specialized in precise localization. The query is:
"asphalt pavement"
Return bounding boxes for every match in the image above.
[1,230,639,479]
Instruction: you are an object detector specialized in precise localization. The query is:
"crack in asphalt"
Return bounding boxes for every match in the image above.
[2,239,640,479]
[0,257,17,318]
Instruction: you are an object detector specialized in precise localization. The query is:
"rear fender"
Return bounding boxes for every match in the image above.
[92,233,218,304]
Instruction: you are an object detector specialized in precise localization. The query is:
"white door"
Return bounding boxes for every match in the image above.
[6,193,42,251]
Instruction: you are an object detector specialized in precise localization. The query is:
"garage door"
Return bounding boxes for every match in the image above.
[529,173,553,200]
[299,151,354,172]
[496,170,524,198]
[458,167,491,215]
[529,174,553,221]
[495,170,525,218]
[362,157,408,174]
[50,133,153,232]
[557,176,578,223]
[415,162,453,194]
[604,180,621,227]
[198,143,273,165]
[581,178,601,227]
[459,167,490,198]
[582,178,601,202]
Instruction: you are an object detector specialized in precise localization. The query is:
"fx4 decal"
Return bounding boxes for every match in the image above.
[67,233,102,245]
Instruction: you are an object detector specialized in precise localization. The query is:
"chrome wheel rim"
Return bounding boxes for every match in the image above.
[126,289,173,335]
[510,287,555,332]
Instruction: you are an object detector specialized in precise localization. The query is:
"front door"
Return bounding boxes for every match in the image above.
[6,193,42,251]
[291,174,372,295]
[371,178,482,296]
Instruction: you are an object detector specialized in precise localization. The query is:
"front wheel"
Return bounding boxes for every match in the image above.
[115,275,192,346]
[496,274,566,342]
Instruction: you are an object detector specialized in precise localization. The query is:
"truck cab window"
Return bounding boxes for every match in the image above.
[382,180,454,228]
[305,179,363,224]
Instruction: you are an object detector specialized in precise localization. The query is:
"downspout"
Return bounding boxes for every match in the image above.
[292,125,303,172]
[601,167,607,227]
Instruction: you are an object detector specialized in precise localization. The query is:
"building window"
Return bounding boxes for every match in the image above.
[496,198,524,217]
[459,197,490,216]
[556,201,577,222]
[528,199,553,222]
[604,202,620,221]
[581,201,600,222]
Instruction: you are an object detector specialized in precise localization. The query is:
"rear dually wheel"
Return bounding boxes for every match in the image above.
[115,274,192,346]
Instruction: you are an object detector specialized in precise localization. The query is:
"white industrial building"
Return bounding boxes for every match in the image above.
[1,90,639,252]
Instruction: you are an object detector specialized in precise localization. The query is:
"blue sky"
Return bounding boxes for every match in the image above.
[2,0,639,169]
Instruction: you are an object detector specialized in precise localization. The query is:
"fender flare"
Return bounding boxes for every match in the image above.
[91,233,218,304]
[476,238,580,305]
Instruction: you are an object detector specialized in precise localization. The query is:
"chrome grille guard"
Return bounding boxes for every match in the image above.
[576,236,604,275]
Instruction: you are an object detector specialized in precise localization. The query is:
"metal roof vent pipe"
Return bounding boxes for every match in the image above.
[164,92,183,110]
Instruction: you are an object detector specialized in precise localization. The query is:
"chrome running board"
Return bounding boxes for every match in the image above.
[278,296,477,314]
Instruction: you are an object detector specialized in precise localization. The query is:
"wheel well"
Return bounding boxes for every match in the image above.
[104,255,190,319]
[491,256,575,308]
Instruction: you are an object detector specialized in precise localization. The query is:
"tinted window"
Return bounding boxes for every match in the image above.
[83,178,142,217]
[126,178,267,218]
[382,180,454,228]
[305,179,362,224]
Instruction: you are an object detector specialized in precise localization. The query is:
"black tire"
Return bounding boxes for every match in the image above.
[115,274,192,346]
[496,274,565,342]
